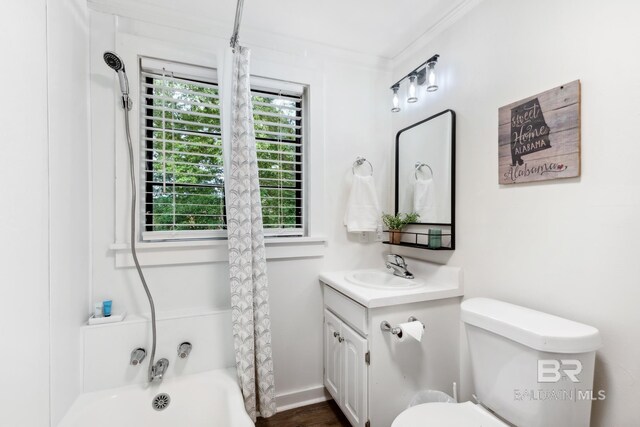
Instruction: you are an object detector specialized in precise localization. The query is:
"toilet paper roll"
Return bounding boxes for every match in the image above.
[395,321,424,342]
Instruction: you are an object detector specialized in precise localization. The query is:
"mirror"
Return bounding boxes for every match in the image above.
[395,110,455,225]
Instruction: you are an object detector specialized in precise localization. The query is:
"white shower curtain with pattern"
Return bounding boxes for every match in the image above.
[225,45,277,421]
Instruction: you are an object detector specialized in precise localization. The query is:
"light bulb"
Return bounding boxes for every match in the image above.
[426,61,438,92]
[391,85,400,112]
[407,74,418,103]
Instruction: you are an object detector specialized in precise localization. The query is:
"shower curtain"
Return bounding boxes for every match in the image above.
[225,45,277,421]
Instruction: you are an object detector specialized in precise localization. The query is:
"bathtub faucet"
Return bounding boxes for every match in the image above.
[151,358,169,382]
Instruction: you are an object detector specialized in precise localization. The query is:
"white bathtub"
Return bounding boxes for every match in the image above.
[59,368,254,426]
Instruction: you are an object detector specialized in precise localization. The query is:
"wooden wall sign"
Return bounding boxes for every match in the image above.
[499,80,580,184]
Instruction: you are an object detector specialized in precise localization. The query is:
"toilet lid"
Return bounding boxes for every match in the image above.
[391,402,509,427]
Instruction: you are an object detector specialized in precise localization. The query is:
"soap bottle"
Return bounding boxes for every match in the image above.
[102,300,112,317]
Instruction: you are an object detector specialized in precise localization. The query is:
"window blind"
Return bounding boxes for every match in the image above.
[140,58,305,240]
[252,86,304,236]
[141,60,225,236]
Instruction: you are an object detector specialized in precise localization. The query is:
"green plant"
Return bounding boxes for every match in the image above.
[381,212,420,230]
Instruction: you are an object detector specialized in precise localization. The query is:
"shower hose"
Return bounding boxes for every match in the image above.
[123,98,158,383]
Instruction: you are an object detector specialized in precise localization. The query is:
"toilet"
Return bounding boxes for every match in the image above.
[392,298,602,427]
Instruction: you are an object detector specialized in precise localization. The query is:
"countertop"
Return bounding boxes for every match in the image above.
[319,266,463,308]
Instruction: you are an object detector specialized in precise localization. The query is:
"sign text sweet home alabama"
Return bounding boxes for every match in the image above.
[499,80,581,184]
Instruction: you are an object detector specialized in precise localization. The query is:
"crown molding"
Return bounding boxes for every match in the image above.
[88,0,481,73]
[391,0,483,74]
[87,0,392,71]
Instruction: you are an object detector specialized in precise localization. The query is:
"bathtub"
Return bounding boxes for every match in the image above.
[59,368,254,426]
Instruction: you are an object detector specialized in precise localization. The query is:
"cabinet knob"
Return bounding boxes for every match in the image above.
[333,332,340,338]
[338,337,344,343]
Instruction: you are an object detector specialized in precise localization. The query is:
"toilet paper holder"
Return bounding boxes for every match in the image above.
[380,316,425,336]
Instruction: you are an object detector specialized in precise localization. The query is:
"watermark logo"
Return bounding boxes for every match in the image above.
[512,359,606,402]
[514,389,606,401]
[538,359,582,383]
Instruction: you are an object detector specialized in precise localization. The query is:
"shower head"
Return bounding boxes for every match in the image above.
[103,51,124,71]
[103,51,129,97]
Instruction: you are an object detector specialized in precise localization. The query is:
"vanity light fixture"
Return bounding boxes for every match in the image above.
[391,84,401,112]
[407,73,418,103]
[390,54,439,112]
[426,57,438,92]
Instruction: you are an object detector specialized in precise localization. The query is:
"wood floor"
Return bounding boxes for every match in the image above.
[255,400,351,427]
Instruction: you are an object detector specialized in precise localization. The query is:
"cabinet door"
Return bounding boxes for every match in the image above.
[341,322,368,427]
[323,309,342,401]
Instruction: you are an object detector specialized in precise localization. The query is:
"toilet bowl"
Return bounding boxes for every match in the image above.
[392,298,601,427]
[391,402,507,427]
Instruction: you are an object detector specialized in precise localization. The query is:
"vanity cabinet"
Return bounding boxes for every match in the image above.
[324,309,368,427]
[321,278,462,427]
[324,309,342,398]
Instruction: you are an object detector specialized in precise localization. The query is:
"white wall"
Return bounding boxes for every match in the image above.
[391,0,640,425]
[0,2,50,426]
[88,10,392,407]
[0,1,91,424]
[82,309,234,392]
[47,0,91,424]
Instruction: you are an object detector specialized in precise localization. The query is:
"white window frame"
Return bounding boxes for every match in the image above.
[110,33,325,266]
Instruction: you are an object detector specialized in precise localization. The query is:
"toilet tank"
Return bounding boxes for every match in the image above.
[461,298,601,427]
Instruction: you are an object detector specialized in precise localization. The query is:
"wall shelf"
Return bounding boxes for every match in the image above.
[382,241,453,250]
[382,230,454,250]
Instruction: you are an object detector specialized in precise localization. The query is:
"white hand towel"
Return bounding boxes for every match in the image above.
[344,175,381,232]
[413,178,436,223]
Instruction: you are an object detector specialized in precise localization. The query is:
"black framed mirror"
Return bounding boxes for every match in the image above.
[394,109,455,249]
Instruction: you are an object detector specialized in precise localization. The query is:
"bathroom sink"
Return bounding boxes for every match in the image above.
[345,270,423,289]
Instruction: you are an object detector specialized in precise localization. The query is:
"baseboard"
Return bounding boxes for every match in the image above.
[276,384,332,412]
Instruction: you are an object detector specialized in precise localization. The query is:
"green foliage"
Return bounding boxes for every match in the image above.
[146,76,302,232]
[146,76,224,231]
[253,92,302,229]
[381,212,420,231]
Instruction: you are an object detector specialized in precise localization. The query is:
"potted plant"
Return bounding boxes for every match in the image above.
[382,212,420,244]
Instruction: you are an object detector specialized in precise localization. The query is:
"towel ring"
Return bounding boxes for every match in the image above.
[353,156,374,176]
[414,162,433,180]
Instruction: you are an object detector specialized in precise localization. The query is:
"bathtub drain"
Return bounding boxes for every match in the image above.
[152,393,171,411]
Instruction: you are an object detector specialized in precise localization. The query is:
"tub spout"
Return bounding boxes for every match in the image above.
[151,358,169,382]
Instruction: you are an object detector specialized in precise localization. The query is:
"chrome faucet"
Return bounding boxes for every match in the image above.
[386,254,414,279]
[151,358,169,382]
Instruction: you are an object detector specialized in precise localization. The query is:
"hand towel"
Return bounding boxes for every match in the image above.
[344,174,381,232]
[413,178,436,223]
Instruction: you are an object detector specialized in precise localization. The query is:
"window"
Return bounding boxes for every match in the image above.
[141,58,305,240]
[252,82,304,236]
[141,59,225,237]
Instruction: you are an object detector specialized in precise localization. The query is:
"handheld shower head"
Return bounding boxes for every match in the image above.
[103,51,124,71]
[103,51,129,97]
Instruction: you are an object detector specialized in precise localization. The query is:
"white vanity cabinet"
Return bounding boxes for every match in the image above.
[324,309,369,427]
[324,286,369,427]
[324,309,342,399]
[321,265,463,427]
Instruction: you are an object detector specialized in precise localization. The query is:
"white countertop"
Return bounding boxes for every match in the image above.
[319,266,463,308]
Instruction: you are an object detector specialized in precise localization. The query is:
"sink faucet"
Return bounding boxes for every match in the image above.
[386,254,414,279]
[151,358,169,382]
